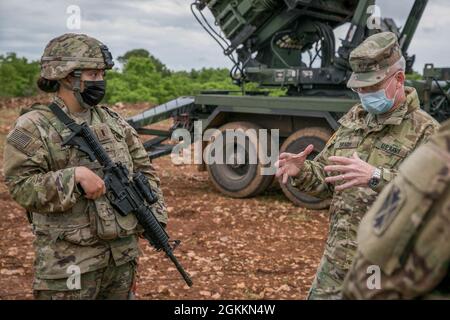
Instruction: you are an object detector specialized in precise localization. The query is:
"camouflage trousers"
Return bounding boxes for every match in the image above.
[33,258,137,300]
[306,255,346,300]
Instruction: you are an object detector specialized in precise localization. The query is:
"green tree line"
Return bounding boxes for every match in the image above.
[0,49,422,103]
[0,53,40,97]
[0,49,240,104]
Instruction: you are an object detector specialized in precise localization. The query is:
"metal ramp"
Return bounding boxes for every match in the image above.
[126,96,197,160]
[127,96,195,128]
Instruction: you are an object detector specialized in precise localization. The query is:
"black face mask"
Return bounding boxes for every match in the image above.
[80,80,106,106]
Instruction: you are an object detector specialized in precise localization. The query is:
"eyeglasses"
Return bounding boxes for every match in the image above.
[351,72,400,94]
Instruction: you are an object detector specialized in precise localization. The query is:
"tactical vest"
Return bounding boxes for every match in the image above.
[27,104,142,246]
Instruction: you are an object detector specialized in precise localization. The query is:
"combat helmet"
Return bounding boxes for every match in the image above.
[38,33,114,107]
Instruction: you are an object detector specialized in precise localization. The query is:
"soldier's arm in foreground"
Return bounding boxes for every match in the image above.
[117,114,168,225]
[3,116,82,213]
[290,131,338,199]
[342,121,450,299]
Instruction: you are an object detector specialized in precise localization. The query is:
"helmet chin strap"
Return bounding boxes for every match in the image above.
[72,70,92,110]
[60,70,92,110]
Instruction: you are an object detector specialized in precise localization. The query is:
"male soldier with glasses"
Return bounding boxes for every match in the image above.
[275,32,440,299]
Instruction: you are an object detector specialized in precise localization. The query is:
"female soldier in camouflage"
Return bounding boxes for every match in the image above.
[3,33,168,299]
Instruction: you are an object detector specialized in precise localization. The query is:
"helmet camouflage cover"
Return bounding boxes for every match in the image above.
[40,33,114,80]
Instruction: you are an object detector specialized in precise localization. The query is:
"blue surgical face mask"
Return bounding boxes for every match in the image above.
[357,76,399,115]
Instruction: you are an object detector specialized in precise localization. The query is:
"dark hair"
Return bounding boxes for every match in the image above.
[37,77,60,92]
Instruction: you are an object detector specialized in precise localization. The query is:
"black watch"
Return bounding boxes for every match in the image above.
[368,168,382,190]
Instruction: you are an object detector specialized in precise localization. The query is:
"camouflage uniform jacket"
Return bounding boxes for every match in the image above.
[292,87,440,272]
[343,118,450,299]
[3,97,168,282]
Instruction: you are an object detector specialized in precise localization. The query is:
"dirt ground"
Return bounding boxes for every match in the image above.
[0,95,329,300]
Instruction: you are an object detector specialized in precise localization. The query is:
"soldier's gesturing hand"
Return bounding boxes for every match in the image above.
[75,166,106,199]
[275,144,314,184]
[324,152,376,191]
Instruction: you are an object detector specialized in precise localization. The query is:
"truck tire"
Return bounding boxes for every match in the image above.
[206,121,274,198]
[279,127,332,210]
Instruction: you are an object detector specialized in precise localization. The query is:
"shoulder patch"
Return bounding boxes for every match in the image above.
[372,184,405,235]
[6,127,43,156]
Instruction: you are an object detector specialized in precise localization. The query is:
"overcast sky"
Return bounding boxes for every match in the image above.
[0,0,449,72]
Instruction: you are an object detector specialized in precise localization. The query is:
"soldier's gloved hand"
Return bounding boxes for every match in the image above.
[324,152,376,191]
[75,166,106,199]
[275,144,314,184]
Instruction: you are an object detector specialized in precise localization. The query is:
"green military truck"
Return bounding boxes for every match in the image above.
[127,0,450,209]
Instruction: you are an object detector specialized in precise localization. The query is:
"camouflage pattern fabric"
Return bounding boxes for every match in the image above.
[291,87,440,299]
[307,255,347,300]
[3,97,168,297]
[347,32,403,88]
[40,33,113,80]
[34,257,137,300]
[342,119,450,300]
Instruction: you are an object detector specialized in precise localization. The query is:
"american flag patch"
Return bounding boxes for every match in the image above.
[7,128,36,156]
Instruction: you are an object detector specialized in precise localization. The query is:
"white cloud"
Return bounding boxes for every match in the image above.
[0,0,231,70]
[0,0,448,72]
[405,0,450,70]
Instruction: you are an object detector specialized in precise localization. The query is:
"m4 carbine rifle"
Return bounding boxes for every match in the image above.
[49,103,193,287]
